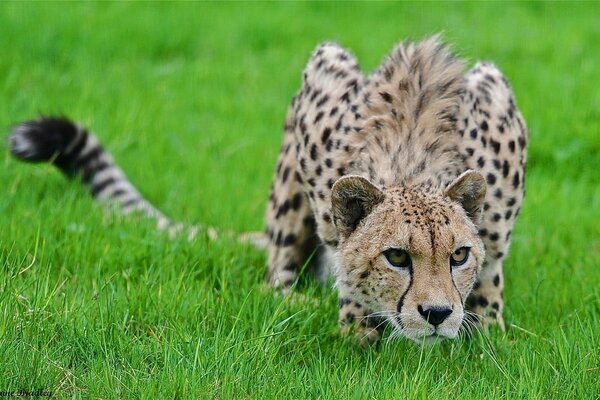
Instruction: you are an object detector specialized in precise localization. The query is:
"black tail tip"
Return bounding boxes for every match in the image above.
[8,116,79,162]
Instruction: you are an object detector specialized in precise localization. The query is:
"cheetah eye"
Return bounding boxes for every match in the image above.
[450,247,470,268]
[383,248,412,269]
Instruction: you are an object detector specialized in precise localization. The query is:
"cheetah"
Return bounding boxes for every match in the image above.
[8,36,527,345]
[264,36,527,344]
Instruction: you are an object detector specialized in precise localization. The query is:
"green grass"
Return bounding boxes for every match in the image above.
[1,2,599,399]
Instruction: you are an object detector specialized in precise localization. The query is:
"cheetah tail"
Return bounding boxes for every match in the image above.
[8,116,176,232]
[7,116,268,247]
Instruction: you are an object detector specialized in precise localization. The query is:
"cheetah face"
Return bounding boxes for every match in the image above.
[331,171,486,344]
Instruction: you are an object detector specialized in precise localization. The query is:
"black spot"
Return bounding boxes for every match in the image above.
[321,127,332,144]
[480,121,489,131]
[282,233,297,246]
[477,156,485,168]
[314,111,324,124]
[489,232,500,241]
[466,147,475,156]
[491,302,500,310]
[383,66,394,82]
[340,92,350,103]
[502,160,510,178]
[512,171,520,189]
[493,159,501,170]
[487,173,497,185]
[505,210,513,219]
[291,193,303,210]
[493,274,500,286]
[507,197,517,207]
[478,228,488,237]
[493,213,501,222]
[322,213,331,223]
[325,158,333,168]
[315,165,322,176]
[307,178,316,187]
[335,117,342,131]
[470,129,478,139]
[281,167,290,183]
[380,91,393,103]
[315,59,324,71]
[359,270,370,279]
[490,139,501,154]
[316,94,329,108]
[477,296,489,307]
[494,188,503,199]
[508,140,516,153]
[310,143,318,160]
[276,200,290,218]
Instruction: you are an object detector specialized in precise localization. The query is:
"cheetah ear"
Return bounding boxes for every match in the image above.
[444,170,487,224]
[331,176,385,239]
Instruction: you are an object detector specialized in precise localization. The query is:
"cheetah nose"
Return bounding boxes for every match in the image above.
[417,305,453,326]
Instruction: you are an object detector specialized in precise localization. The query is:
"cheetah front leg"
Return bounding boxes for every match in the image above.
[265,118,320,290]
[467,260,505,330]
[460,61,527,332]
[338,286,382,346]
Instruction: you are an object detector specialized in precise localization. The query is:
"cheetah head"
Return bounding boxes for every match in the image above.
[331,171,486,344]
